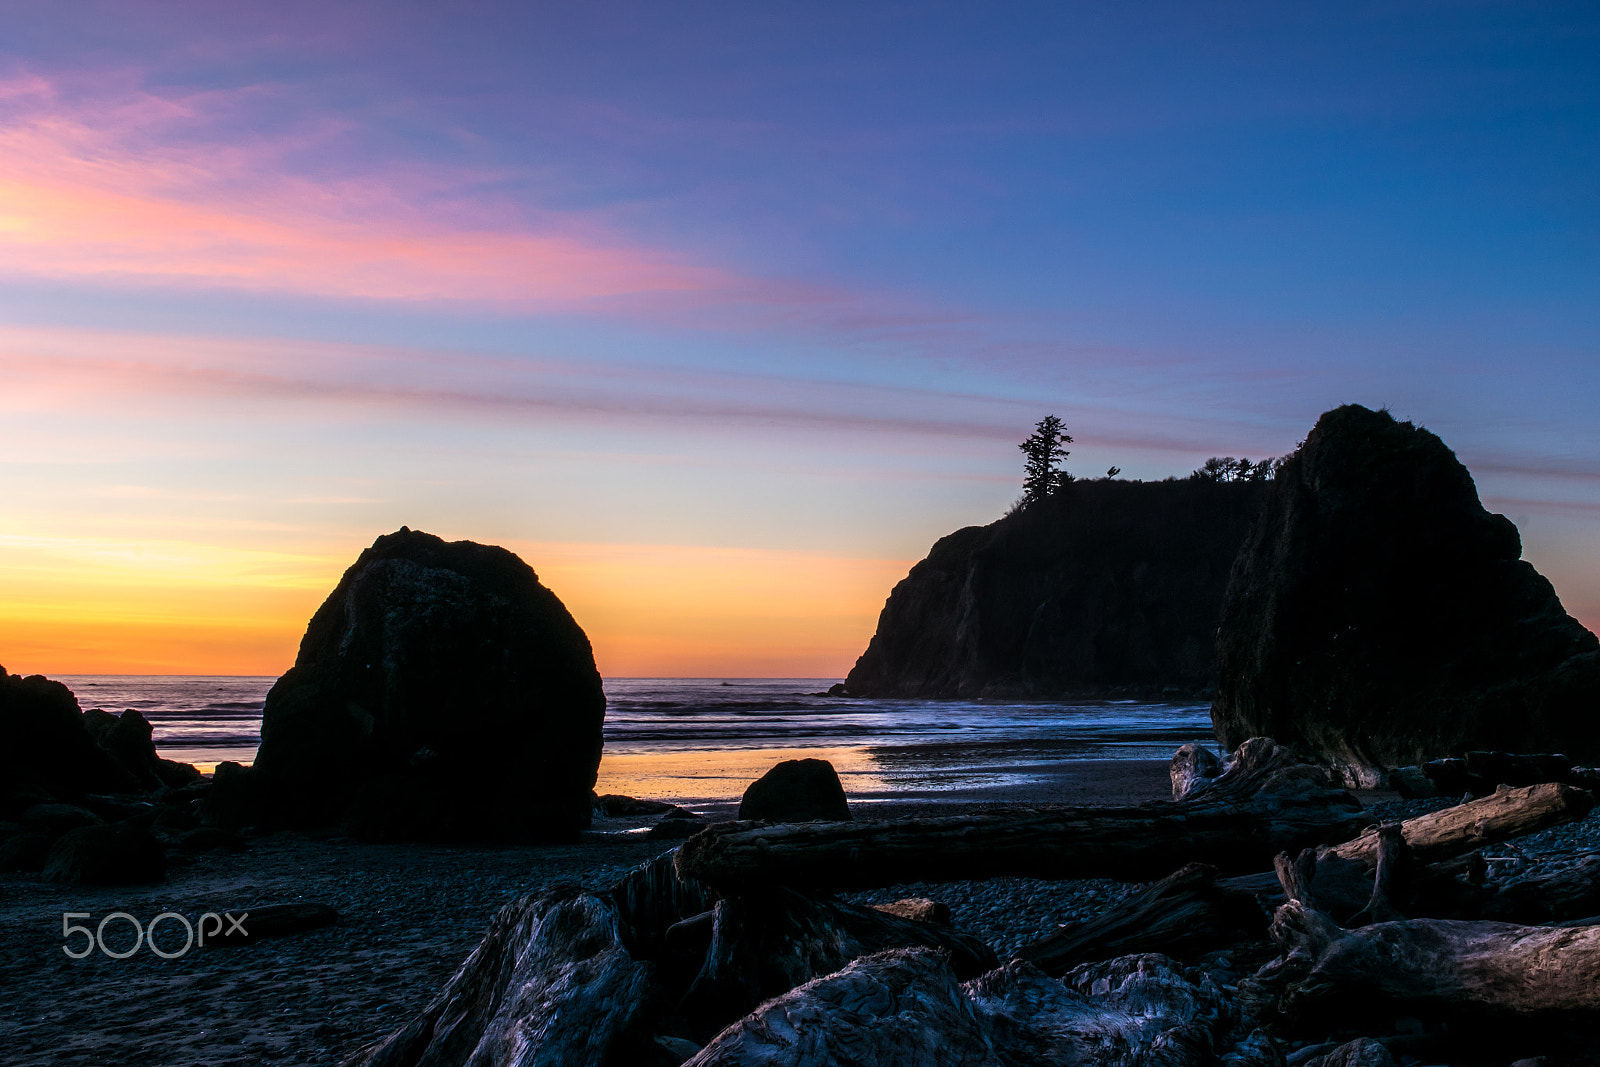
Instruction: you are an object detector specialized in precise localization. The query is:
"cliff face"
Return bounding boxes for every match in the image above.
[1211,404,1600,784]
[844,479,1269,698]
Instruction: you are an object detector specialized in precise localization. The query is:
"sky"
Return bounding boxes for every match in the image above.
[1,1,1597,677]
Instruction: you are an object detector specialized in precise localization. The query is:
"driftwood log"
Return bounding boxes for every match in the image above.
[1319,781,1592,868]
[685,949,1281,1067]
[1391,846,1600,926]
[1248,900,1600,1020]
[676,887,998,1041]
[1268,783,1596,927]
[1013,862,1266,974]
[677,738,1371,889]
[1170,742,1225,800]
[346,886,654,1067]
[1242,828,1600,1064]
[610,850,720,959]
[353,852,1007,1066]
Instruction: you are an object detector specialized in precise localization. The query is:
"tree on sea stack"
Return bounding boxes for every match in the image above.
[1018,414,1072,506]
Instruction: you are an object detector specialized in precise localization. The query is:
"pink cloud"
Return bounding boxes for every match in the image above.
[0,73,731,306]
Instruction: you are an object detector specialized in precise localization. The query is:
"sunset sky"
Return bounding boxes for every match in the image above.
[2,2,1597,677]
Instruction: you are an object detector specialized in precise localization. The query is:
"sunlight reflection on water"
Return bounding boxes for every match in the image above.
[54,676,1217,796]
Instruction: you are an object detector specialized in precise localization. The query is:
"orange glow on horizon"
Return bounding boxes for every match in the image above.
[0,534,911,679]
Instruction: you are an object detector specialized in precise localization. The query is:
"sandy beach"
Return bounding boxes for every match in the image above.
[0,759,1177,1067]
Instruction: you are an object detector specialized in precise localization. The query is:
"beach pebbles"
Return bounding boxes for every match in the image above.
[839,876,1145,960]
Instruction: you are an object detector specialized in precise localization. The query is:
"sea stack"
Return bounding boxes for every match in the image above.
[844,478,1269,698]
[246,528,605,841]
[1212,404,1600,785]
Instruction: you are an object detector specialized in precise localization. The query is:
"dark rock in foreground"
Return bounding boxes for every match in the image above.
[843,478,1268,698]
[1212,404,1600,785]
[0,831,51,871]
[239,527,605,842]
[83,706,203,791]
[595,793,678,817]
[738,758,851,822]
[0,666,140,809]
[648,807,711,840]
[40,822,166,885]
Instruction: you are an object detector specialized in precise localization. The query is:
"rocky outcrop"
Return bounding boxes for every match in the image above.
[1212,404,1600,785]
[0,666,142,811]
[737,758,851,822]
[844,479,1269,698]
[83,707,202,791]
[240,527,605,841]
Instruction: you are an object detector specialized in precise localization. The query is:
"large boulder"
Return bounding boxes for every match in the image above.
[843,478,1268,698]
[738,758,852,822]
[241,527,605,841]
[0,666,139,812]
[1213,404,1600,785]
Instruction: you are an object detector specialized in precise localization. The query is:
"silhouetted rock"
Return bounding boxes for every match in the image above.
[87,708,166,790]
[0,666,139,811]
[0,831,51,871]
[237,528,605,841]
[82,706,203,789]
[1213,405,1600,785]
[738,758,851,822]
[41,822,166,885]
[843,479,1269,698]
[646,806,709,840]
[20,802,102,836]
[594,794,677,817]
[156,757,204,789]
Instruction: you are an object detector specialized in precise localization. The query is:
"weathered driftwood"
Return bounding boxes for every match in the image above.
[1260,781,1595,928]
[677,887,998,1042]
[1353,823,1408,925]
[610,849,720,960]
[1280,830,1600,931]
[1013,862,1265,974]
[1412,848,1600,926]
[1247,900,1600,1022]
[1299,1038,1395,1067]
[1319,782,1593,869]
[870,897,950,924]
[677,738,1371,889]
[346,886,653,1067]
[353,850,1018,1066]
[1170,742,1225,801]
[685,949,1281,1067]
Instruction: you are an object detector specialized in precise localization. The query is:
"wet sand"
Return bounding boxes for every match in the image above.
[0,759,1173,1067]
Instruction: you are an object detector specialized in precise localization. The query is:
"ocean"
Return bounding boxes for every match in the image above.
[56,676,1216,807]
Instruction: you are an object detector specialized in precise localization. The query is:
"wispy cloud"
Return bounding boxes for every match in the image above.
[0,72,731,306]
[0,321,1270,462]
